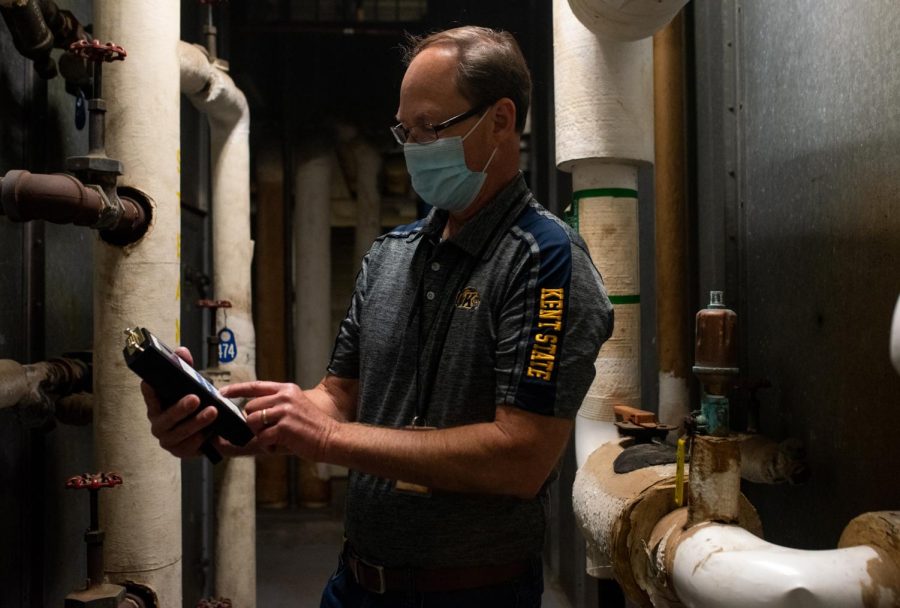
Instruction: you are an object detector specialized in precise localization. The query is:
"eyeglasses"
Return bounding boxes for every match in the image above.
[390,105,488,145]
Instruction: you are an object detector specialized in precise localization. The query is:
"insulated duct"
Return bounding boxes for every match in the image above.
[568,0,689,42]
[179,40,257,607]
[92,0,181,604]
[553,0,653,463]
[648,510,900,607]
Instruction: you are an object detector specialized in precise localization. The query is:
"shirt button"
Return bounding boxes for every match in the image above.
[431,262,441,271]
[425,291,435,301]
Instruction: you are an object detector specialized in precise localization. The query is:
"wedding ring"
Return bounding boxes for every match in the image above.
[262,408,269,426]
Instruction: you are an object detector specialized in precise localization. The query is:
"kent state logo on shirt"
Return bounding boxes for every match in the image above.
[526,288,565,382]
[456,287,481,310]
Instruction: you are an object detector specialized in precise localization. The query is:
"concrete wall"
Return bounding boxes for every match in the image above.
[694,0,900,549]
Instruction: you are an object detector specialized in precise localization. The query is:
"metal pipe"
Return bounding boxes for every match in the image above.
[687,435,741,526]
[0,170,150,244]
[38,0,89,49]
[736,433,809,485]
[0,356,90,410]
[653,11,691,433]
[0,0,56,78]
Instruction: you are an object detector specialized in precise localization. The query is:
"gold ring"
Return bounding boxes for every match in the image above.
[262,408,268,426]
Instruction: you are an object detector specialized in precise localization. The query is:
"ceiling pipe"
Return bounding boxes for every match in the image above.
[178,39,257,607]
[92,1,181,604]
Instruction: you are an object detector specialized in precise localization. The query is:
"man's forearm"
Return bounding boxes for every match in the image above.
[324,408,572,499]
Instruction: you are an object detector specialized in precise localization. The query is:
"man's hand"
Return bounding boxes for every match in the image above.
[140,347,257,459]
[222,381,343,462]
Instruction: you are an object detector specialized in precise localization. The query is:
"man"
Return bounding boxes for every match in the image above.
[144,26,612,607]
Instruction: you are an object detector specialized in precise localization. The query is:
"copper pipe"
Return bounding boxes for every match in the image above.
[654,12,691,425]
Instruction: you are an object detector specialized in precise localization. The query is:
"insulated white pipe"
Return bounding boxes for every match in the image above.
[568,0,689,42]
[294,151,334,389]
[671,524,892,607]
[555,0,653,468]
[93,1,181,604]
[178,40,257,607]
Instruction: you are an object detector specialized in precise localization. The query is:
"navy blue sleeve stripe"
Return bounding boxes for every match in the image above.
[512,206,573,416]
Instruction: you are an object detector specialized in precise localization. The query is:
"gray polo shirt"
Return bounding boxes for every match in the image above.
[328,173,613,568]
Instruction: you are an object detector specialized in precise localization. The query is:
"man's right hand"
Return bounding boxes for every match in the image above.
[141,346,219,459]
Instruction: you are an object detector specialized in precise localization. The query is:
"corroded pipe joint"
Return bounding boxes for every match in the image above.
[101,186,152,246]
[688,435,741,526]
[0,0,56,78]
[738,433,810,485]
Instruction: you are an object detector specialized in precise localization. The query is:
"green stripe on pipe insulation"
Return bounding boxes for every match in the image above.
[563,188,639,232]
[608,295,640,305]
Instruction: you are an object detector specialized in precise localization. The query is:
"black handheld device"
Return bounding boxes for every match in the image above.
[123,326,253,463]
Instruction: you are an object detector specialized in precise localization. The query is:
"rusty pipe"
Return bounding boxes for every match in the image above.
[38,0,89,49]
[737,433,810,485]
[0,170,149,245]
[0,0,56,78]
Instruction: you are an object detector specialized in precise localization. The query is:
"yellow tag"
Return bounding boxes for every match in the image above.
[392,479,432,495]
[674,437,686,507]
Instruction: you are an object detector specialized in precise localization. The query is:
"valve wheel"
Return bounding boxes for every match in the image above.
[197,299,233,310]
[65,472,123,490]
[68,39,127,63]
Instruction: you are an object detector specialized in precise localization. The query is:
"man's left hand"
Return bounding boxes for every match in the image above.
[221,381,340,461]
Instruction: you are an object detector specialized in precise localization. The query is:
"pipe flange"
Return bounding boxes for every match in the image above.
[83,183,122,230]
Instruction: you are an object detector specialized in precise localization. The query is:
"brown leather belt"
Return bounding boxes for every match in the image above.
[342,542,530,594]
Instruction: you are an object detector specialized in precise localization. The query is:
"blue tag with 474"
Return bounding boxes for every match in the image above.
[218,327,237,364]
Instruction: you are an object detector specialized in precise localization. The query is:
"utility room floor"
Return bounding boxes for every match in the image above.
[257,502,574,608]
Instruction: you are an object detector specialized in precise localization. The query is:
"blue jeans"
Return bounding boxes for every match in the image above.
[319,554,544,608]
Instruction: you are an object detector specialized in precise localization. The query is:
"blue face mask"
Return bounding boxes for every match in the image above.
[403,111,498,213]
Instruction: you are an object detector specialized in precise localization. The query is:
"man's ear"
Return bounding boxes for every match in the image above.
[490,97,518,143]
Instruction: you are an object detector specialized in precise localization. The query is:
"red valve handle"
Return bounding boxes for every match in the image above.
[68,39,127,63]
[65,472,123,490]
[197,299,233,310]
